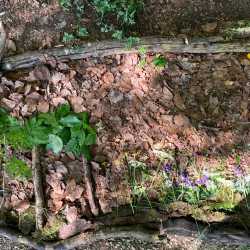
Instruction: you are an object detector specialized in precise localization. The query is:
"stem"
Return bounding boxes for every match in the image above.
[32,146,45,231]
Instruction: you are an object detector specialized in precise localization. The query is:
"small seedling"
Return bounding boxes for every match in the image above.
[77,27,89,37]
[153,54,167,68]
[125,36,140,49]
[62,32,75,43]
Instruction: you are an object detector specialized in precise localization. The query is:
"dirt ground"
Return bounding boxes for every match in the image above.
[0,0,250,244]
[0,51,249,230]
[1,0,250,53]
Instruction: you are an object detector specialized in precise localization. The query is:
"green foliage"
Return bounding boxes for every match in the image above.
[125,36,140,49]
[77,27,89,37]
[59,0,72,10]
[0,104,97,159]
[62,32,75,43]
[59,0,143,40]
[5,157,32,180]
[128,160,152,209]
[138,46,147,67]
[153,54,167,68]
[46,135,63,155]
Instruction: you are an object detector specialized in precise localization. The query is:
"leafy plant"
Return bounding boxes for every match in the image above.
[125,36,140,49]
[77,27,89,37]
[62,32,75,43]
[153,54,167,68]
[0,104,97,160]
[59,0,72,10]
[92,0,143,39]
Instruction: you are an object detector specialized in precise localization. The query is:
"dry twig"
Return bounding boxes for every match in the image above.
[32,147,45,231]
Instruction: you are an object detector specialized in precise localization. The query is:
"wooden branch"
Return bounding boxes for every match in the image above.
[1,36,250,71]
[0,21,6,62]
[83,156,99,216]
[32,147,45,231]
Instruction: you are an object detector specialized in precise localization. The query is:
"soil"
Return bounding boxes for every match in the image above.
[0,0,250,246]
[0,51,249,234]
[1,0,250,53]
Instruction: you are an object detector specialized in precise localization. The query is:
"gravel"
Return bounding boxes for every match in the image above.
[0,234,249,250]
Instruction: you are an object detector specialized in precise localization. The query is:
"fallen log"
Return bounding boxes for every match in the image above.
[1,36,250,72]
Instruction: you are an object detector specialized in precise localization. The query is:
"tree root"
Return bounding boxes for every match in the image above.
[32,147,45,231]
[1,36,250,71]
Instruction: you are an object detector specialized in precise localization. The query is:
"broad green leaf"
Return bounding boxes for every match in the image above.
[70,125,82,138]
[46,134,63,154]
[85,133,96,146]
[65,137,81,156]
[58,127,71,144]
[55,104,71,120]
[60,115,81,127]
[37,112,58,127]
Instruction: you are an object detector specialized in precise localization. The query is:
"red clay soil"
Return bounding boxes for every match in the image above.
[0,52,249,228]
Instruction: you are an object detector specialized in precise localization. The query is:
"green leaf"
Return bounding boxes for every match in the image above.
[81,145,92,160]
[26,122,50,146]
[46,134,63,154]
[80,112,89,125]
[85,133,96,146]
[77,27,89,37]
[58,127,71,144]
[153,55,167,68]
[65,137,81,156]
[37,112,60,133]
[60,115,81,127]
[55,104,71,120]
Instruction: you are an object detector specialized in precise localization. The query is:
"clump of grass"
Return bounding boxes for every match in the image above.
[5,157,32,180]
[33,217,64,241]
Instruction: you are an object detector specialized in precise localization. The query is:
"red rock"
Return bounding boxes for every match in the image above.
[37,100,50,113]
[102,72,114,84]
[58,219,95,239]
[1,98,16,110]
[33,65,51,81]
[174,114,190,127]
[51,97,67,107]
[68,96,85,113]
[65,206,78,223]
[14,201,30,213]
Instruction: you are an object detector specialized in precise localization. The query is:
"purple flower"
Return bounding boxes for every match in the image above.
[164,163,172,173]
[195,175,209,186]
[180,170,194,187]
[233,165,244,177]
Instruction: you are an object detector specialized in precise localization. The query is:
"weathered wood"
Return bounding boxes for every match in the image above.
[1,36,250,71]
[32,147,45,231]
[83,156,99,216]
[0,21,6,62]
